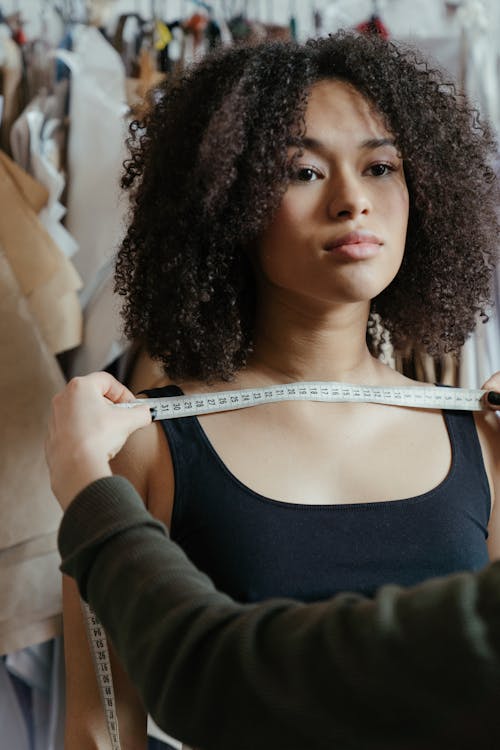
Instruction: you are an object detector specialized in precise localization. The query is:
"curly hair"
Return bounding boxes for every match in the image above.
[115,31,499,382]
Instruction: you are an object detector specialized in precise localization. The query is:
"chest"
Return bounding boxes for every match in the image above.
[159,400,491,602]
[168,405,491,602]
[197,402,454,505]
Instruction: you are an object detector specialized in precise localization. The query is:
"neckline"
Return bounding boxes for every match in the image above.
[159,385,459,510]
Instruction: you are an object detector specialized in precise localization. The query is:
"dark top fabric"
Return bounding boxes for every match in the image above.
[59,476,500,750]
[144,385,491,601]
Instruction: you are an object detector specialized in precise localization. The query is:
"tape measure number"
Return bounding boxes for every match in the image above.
[121,381,486,420]
[81,601,121,750]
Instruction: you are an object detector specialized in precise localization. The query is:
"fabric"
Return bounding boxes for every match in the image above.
[11,100,78,259]
[458,150,500,388]
[144,385,490,602]
[459,261,500,388]
[0,150,82,355]
[57,25,128,303]
[0,26,23,154]
[68,260,127,377]
[0,658,31,750]
[55,25,129,373]
[0,247,63,654]
[5,638,65,750]
[58,475,500,750]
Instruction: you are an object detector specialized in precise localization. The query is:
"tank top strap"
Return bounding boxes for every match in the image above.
[442,408,483,461]
[140,384,208,532]
[442,408,491,521]
[141,384,184,399]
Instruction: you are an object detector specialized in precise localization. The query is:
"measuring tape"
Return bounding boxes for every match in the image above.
[121,381,488,419]
[81,601,121,750]
[88,380,488,749]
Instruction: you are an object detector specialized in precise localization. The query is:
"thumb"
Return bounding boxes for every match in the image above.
[118,403,153,434]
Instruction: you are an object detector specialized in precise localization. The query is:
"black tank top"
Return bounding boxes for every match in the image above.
[144,385,491,602]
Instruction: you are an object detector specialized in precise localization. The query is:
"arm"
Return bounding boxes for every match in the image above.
[50,375,153,749]
[59,476,500,750]
[56,375,176,749]
[63,576,148,749]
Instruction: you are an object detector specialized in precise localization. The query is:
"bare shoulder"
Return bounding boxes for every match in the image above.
[371,360,430,388]
[111,378,176,526]
[110,419,160,498]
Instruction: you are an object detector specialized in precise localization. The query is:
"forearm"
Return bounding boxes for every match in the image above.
[62,573,148,750]
[59,477,500,750]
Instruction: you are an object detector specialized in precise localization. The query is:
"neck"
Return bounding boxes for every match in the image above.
[248,288,380,384]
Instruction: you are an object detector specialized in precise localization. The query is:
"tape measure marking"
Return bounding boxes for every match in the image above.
[120,382,486,420]
[81,601,121,750]
[93,381,486,749]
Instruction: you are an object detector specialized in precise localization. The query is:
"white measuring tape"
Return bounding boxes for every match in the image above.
[81,601,122,750]
[124,381,488,419]
[86,380,489,749]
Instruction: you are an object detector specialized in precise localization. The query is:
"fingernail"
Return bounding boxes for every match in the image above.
[487,391,500,406]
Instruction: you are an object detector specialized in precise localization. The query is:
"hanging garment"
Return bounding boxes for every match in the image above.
[0,150,82,355]
[0,658,31,750]
[0,138,81,658]
[5,638,65,750]
[56,25,129,303]
[0,247,64,655]
[459,264,500,388]
[0,24,23,154]
[458,0,499,130]
[68,259,127,376]
[356,14,390,38]
[457,1,500,386]
[55,25,130,374]
[11,98,78,259]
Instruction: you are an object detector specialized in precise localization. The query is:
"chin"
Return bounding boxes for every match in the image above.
[326,270,399,303]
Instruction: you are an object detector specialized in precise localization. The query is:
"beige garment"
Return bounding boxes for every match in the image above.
[58,25,128,300]
[0,150,82,354]
[0,247,64,654]
[68,264,127,376]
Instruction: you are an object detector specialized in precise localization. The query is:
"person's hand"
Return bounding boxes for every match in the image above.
[482,373,500,411]
[46,372,152,511]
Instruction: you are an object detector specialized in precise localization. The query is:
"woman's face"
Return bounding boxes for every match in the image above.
[256,79,409,309]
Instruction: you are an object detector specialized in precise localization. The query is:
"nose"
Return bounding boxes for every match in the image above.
[327,171,372,220]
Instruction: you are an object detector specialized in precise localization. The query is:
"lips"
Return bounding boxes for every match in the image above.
[324,231,383,260]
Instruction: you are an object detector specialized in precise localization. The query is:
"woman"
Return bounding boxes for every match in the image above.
[63,32,500,748]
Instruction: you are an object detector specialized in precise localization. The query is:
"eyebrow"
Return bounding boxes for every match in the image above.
[287,136,398,154]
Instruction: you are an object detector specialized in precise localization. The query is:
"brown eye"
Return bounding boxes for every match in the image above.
[368,163,395,177]
[294,167,321,182]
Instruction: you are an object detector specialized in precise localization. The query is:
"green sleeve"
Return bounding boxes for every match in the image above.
[59,476,500,750]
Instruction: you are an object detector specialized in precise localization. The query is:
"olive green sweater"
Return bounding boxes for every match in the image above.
[59,476,500,750]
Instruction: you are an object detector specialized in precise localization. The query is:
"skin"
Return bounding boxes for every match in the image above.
[257,81,409,309]
[46,374,151,509]
[59,81,500,749]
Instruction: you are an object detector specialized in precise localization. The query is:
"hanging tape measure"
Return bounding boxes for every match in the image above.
[81,601,122,750]
[88,380,488,750]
